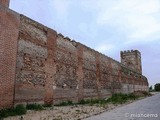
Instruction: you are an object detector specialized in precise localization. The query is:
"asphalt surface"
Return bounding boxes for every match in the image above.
[85,92,160,120]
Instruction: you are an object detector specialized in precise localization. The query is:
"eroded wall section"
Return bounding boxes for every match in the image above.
[15,15,48,104]
[14,15,148,105]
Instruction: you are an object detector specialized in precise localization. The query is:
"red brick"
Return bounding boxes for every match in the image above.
[0,6,20,109]
[0,0,10,8]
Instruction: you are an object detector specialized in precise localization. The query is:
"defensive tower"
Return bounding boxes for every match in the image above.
[121,50,142,74]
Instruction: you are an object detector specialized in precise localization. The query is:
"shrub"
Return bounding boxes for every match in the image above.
[67,101,73,105]
[78,99,107,106]
[14,104,26,115]
[128,93,137,100]
[141,91,151,96]
[149,86,153,91]
[155,83,160,91]
[42,104,52,108]
[0,104,26,118]
[0,108,15,118]
[133,90,151,97]
[55,100,73,106]
[78,99,95,105]
[99,99,108,105]
[78,99,86,105]
[107,93,127,104]
[26,104,43,110]
[106,92,141,104]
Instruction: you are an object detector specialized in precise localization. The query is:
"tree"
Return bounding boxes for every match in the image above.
[149,86,152,90]
[154,83,160,91]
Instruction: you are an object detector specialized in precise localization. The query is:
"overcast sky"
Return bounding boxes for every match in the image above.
[10,0,160,87]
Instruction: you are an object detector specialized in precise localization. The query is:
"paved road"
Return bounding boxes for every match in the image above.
[85,93,160,120]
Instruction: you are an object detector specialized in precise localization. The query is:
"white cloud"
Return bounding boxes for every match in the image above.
[10,0,160,87]
[83,0,160,43]
[95,44,114,53]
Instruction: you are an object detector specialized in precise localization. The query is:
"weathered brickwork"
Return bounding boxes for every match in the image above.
[0,1,149,109]
[15,16,47,104]
[121,50,142,74]
[0,3,20,109]
[0,0,10,7]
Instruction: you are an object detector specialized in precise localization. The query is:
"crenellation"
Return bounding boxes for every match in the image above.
[64,36,71,41]
[58,33,64,37]
[121,49,142,74]
[20,15,48,32]
[121,49,141,55]
[71,40,78,47]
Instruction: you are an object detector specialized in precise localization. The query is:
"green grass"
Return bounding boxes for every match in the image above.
[106,93,138,104]
[127,93,138,100]
[55,99,107,106]
[0,103,53,119]
[75,92,146,105]
[0,91,150,119]
[0,104,26,119]
[78,99,108,106]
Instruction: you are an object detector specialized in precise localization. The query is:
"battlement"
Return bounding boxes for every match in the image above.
[121,49,142,74]
[120,50,141,55]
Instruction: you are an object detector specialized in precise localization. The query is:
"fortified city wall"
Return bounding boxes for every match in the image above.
[0,1,148,109]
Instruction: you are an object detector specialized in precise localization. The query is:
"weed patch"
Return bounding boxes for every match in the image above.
[55,101,73,106]
[0,104,26,119]
[26,104,44,111]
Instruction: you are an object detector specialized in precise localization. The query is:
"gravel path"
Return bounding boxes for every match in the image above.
[85,93,160,120]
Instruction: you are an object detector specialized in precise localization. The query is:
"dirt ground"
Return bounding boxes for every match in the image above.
[4,91,154,120]
[4,100,136,120]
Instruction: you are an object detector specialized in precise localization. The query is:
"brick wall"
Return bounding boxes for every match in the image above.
[13,15,148,105]
[0,5,20,109]
[0,0,10,8]
[0,8,149,109]
[15,15,47,104]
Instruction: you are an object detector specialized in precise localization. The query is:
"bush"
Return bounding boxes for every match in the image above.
[106,92,141,104]
[78,99,86,105]
[78,93,140,105]
[55,101,73,106]
[155,83,160,91]
[67,101,73,105]
[107,93,127,104]
[26,104,43,110]
[14,104,26,115]
[141,91,151,96]
[78,99,107,106]
[78,99,96,105]
[133,90,151,97]
[149,86,153,91]
[128,93,137,100]
[0,104,26,118]
[42,104,52,108]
